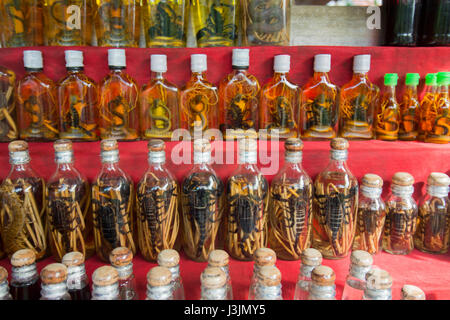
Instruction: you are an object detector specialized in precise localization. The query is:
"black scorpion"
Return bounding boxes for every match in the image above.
[48,197,81,253]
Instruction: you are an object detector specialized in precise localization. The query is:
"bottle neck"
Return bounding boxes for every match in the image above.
[25,68,43,73]
[255,283,282,300]
[405,85,418,97]
[12,264,38,285]
[349,264,372,281]
[9,151,31,165]
[238,150,257,165]
[364,287,392,300]
[384,85,397,100]
[92,283,120,300]
[313,71,329,81]
[0,281,10,299]
[329,149,348,162]
[114,263,133,281]
[427,185,449,198]
[361,185,382,199]
[67,67,84,74]
[193,150,211,165]
[201,286,227,300]
[191,71,206,81]
[166,265,180,283]
[41,282,68,300]
[67,264,88,290]
[55,150,74,166]
[352,72,368,81]
[109,66,125,72]
[300,264,316,278]
[232,67,249,74]
[146,283,173,300]
[273,72,288,81]
[148,151,166,168]
[152,71,165,80]
[285,151,302,164]
[391,184,414,198]
[101,149,120,164]
[309,283,335,299]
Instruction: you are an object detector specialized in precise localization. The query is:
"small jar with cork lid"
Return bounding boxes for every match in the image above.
[293,248,322,300]
[110,247,138,300]
[157,249,184,300]
[200,267,228,300]
[40,263,71,300]
[308,265,336,300]
[363,269,392,300]
[341,250,373,300]
[10,249,40,300]
[0,267,12,300]
[146,266,174,300]
[91,266,120,300]
[208,250,232,300]
[248,248,277,300]
[401,285,425,300]
[253,265,283,300]
[62,251,90,300]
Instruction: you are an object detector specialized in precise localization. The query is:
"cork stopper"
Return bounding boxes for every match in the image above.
[330,138,349,150]
[8,140,28,153]
[100,139,118,152]
[311,266,336,286]
[238,138,257,152]
[40,263,68,285]
[350,250,373,267]
[402,285,425,300]
[54,139,73,152]
[92,266,119,286]
[301,248,322,267]
[62,251,85,267]
[148,139,165,152]
[157,249,180,268]
[201,267,227,289]
[285,138,304,152]
[11,249,36,267]
[392,172,414,186]
[427,172,450,187]
[365,269,392,290]
[362,174,383,188]
[147,266,172,287]
[254,248,277,266]
[208,250,229,267]
[0,267,8,283]
[193,138,211,153]
[257,265,281,287]
[109,247,133,267]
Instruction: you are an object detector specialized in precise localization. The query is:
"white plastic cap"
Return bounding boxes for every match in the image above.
[232,49,249,68]
[353,54,371,73]
[23,50,43,69]
[151,54,167,73]
[314,54,331,73]
[108,49,126,68]
[274,55,290,73]
[191,54,207,73]
[65,50,83,68]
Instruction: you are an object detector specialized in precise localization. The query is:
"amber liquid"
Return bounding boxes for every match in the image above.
[418,88,438,141]
[69,285,91,300]
[11,280,41,300]
[399,86,420,141]
[0,66,18,142]
[425,88,450,144]
[375,86,400,141]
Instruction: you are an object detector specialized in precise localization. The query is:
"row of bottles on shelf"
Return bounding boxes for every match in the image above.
[1,136,449,266]
[0,49,449,143]
[0,0,290,48]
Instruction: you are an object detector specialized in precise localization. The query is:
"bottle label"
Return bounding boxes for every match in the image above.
[9,151,30,165]
[285,151,302,164]
[330,150,348,161]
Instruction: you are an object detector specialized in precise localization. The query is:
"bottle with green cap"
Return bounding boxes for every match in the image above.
[399,73,420,141]
[375,73,400,141]
[418,73,438,141]
[425,71,450,144]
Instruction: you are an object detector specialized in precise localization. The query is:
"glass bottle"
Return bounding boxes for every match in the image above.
[401,284,425,300]
[248,247,276,300]
[181,139,224,261]
[92,139,136,261]
[385,0,422,46]
[415,172,450,254]
[17,50,58,141]
[427,0,450,46]
[0,66,18,142]
[375,73,400,141]
[137,140,179,261]
[425,72,450,144]
[242,0,290,46]
[62,251,91,300]
[98,49,140,141]
[353,174,386,255]
[180,54,219,136]
[399,73,420,141]
[253,265,282,300]
[218,49,260,140]
[93,0,140,47]
[339,55,379,140]
[0,267,12,300]
[10,249,40,300]
[57,50,98,141]
[418,73,438,141]
[143,0,187,48]
[157,249,185,300]
[268,138,312,260]
[226,138,269,260]
[46,139,94,261]
[362,269,392,300]
[140,54,180,140]
[40,263,71,300]
[44,0,93,46]
[109,247,138,300]
[208,249,232,300]
[146,266,174,300]
[341,250,373,300]
[293,248,322,300]
[383,172,418,255]
[0,141,46,260]
[191,0,238,47]
[259,55,299,140]
[312,138,358,259]
[300,54,338,140]
[200,266,228,300]
[91,266,120,300]
[308,266,336,300]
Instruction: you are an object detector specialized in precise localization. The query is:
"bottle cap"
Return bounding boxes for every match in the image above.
[147,266,172,287]
[11,249,36,267]
[365,269,392,290]
[362,174,383,188]
[384,73,398,86]
[62,251,85,267]
[100,139,118,152]
[193,138,211,153]
[157,249,180,268]
[54,139,73,153]
[314,54,331,73]
[330,138,349,150]
[40,263,68,285]
[353,54,370,73]
[108,49,126,68]
[257,265,281,287]
[402,285,425,300]
[148,139,165,152]
[0,267,7,283]
[208,250,229,267]
[425,73,437,86]
[65,50,83,68]
[301,248,322,267]
[232,49,250,68]
[23,50,43,69]
[92,266,119,286]
[405,73,420,86]
[201,267,226,289]
[191,54,207,73]
[311,266,335,286]
[109,247,133,267]
[392,172,414,186]
[427,172,450,187]
[437,72,450,86]
[350,250,373,267]
[274,55,290,73]
[285,138,304,152]
[151,54,167,73]
[254,248,277,266]
[8,140,28,153]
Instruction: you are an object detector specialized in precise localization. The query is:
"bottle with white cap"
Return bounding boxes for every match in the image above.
[218,48,260,140]
[399,73,421,141]
[180,54,219,135]
[141,54,180,140]
[98,49,139,141]
[338,54,379,140]
[341,250,373,300]
[259,54,299,140]
[375,73,400,141]
[0,66,17,142]
[300,54,338,140]
[58,50,98,141]
[293,248,322,300]
[17,50,58,141]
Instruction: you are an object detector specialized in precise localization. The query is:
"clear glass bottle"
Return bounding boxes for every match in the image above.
[137,140,179,262]
[248,247,276,300]
[57,50,98,141]
[109,247,138,300]
[17,50,58,141]
[46,139,94,261]
[0,266,13,300]
[293,248,322,300]
[312,138,358,259]
[300,54,338,140]
[226,139,269,260]
[269,138,312,260]
[218,49,260,140]
[92,139,136,261]
[415,172,450,254]
[259,55,299,140]
[146,266,174,300]
[62,251,91,300]
[375,73,400,141]
[401,284,425,300]
[385,0,422,46]
[140,54,180,140]
[339,55,379,140]
[341,250,373,300]
[252,265,282,300]
[308,265,336,300]
[362,269,392,300]
[399,73,420,141]
[383,172,418,255]
[200,266,228,300]
[0,141,47,260]
[208,250,232,300]
[40,263,71,300]
[91,266,120,300]
[418,73,438,141]
[157,249,184,300]
[425,72,450,144]
[98,49,140,141]
[10,249,40,300]
[352,174,386,255]
[181,139,224,262]
[0,66,18,142]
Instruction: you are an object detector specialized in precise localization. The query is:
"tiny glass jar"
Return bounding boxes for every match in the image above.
[10,249,41,300]
[248,247,276,300]
[146,266,174,300]
[0,66,18,142]
[200,266,228,300]
[157,249,185,300]
[362,269,392,300]
[401,284,425,300]
[62,251,91,300]
[208,250,233,300]
[253,265,282,300]
[0,267,13,300]
[293,248,322,300]
[40,263,71,300]
[341,250,373,300]
[109,247,138,300]
[308,266,336,300]
[91,266,120,300]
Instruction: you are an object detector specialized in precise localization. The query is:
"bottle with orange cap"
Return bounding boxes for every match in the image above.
[62,251,90,300]
[248,247,276,300]
[91,266,120,300]
[0,66,17,142]
[110,247,138,300]
[146,266,174,300]
[0,266,12,300]
[9,249,40,300]
[40,263,71,300]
